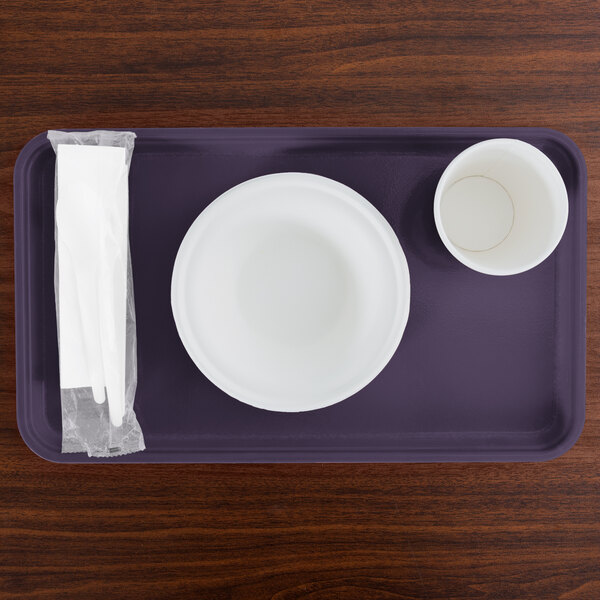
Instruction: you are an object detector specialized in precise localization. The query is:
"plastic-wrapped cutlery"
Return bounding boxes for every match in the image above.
[48,130,145,456]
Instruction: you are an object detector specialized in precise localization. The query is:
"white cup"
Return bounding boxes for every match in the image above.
[434,138,569,275]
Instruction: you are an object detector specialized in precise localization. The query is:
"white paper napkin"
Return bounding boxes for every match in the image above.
[56,144,129,427]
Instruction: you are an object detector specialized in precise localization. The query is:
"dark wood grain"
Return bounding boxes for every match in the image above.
[1,1,599,598]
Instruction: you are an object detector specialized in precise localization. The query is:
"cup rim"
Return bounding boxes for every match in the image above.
[433,138,569,276]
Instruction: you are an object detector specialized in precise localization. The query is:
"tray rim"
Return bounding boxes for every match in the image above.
[14,127,587,463]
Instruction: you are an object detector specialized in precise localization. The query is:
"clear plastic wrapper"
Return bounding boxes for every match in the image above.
[48,130,145,457]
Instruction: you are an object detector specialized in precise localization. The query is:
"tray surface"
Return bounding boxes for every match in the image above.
[14,127,586,462]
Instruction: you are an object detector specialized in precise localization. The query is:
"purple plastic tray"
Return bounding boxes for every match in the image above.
[15,128,586,463]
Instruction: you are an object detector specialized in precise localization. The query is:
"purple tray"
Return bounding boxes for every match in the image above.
[14,128,586,463]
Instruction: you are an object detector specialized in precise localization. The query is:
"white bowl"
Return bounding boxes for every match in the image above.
[171,173,410,412]
[434,138,569,276]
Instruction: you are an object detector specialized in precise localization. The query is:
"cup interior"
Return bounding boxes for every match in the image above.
[434,139,568,275]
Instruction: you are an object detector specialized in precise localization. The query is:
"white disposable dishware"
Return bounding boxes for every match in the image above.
[171,172,411,412]
[434,138,568,276]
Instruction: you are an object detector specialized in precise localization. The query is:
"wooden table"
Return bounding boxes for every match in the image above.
[1,1,598,598]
